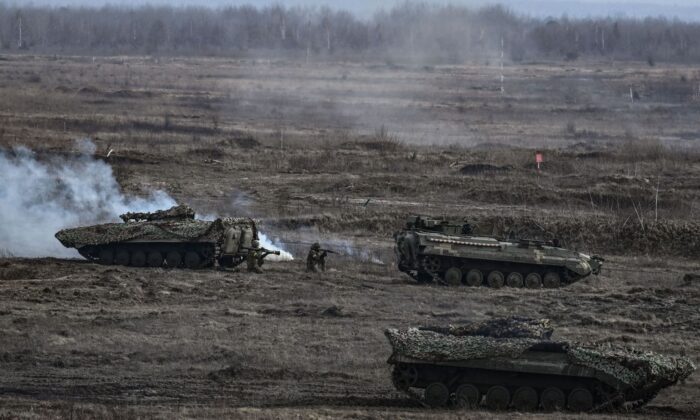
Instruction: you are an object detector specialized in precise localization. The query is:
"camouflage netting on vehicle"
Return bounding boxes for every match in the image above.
[386,317,696,389]
[385,327,541,362]
[120,205,195,222]
[568,345,696,389]
[419,317,553,340]
[55,217,252,249]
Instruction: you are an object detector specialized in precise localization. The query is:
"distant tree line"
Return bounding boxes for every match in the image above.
[1,2,699,63]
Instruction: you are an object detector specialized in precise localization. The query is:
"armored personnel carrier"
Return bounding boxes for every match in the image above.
[55,205,278,269]
[386,317,695,412]
[394,215,603,287]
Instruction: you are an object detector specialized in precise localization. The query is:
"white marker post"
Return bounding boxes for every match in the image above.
[500,36,505,95]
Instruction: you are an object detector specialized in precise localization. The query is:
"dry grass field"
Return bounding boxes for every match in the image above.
[1,54,699,418]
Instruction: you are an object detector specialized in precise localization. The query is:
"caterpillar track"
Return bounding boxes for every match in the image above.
[389,353,672,412]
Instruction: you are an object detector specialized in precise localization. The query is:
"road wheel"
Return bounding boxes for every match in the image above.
[391,365,418,390]
[184,251,201,269]
[114,249,130,266]
[567,388,594,412]
[487,271,505,289]
[525,273,542,289]
[130,250,146,267]
[512,386,538,411]
[541,387,566,411]
[146,251,164,268]
[455,384,481,409]
[424,382,449,408]
[165,251,181,268]
[98,248,114,265]
[444,267,463,286]
[485,385,510,410]
[465,269,483,287]
[543,272,562,288]
[506,272,524,288]
[392,365,418,390]
[422,256,441,275]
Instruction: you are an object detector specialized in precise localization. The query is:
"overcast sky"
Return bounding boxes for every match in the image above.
[9,1,700,21]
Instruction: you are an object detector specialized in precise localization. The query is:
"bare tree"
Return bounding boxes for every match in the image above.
[0,3,699,63]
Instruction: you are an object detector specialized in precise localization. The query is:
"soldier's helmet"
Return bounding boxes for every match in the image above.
[252,239,260,248]
[312,242,321,250]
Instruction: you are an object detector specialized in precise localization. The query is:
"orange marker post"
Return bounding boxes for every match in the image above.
[535,151,543,172]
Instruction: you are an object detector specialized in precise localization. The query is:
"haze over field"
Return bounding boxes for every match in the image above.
[4,1,700,63]
[15,0,700,21]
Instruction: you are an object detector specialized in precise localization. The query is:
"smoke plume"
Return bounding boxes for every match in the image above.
[257,232,294,262]
[197,194,294,262]
[0,140,175,257]
[281,226,385,265]
[1,140,293,261]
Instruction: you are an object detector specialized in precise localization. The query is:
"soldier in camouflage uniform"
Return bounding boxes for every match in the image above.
[306,242,326,272]
[247,239,264,273]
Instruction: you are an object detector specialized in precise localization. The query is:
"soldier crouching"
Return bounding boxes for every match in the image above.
[307,242,327,272]
[246,239,281,273]
[247,239,264,273]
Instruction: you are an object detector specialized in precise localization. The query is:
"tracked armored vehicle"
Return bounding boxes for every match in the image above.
[55,205,277,269]
[386,317,695,412]
[394,215,603,288]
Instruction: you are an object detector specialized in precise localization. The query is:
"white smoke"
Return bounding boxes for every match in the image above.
[197,199,294,261]
[321,237,385,265]
[0,140,175,257]
[223,190,294,261]
[258,232,294,262]
[284,227,384,265]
